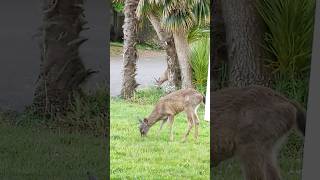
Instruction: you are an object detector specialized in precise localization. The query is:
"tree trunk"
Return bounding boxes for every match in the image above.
[147,13,181,91]
[33,0,94,116]
[121,0,139,99]
[212,0,228,91]
[221,0,270,87]
[173,31,194,89]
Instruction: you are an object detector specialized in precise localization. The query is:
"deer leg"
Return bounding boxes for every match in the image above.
[192,107,200,141]
[265,152,281,180]
[158,119,167,136]
[238,145,268,180]
[182,112,194,142]
[167,115,174,141]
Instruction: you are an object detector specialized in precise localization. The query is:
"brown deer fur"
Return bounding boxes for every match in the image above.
[211,85,306,180]
[139,88,205,142]
[154,69,169,87]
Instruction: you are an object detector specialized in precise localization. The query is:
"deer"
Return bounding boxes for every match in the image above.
[211,85,306,180]
[154,69,168,87]
[139,88,205,142]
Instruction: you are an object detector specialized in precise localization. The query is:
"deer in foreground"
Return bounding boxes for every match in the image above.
[211,85,306,180]
[139,88,205,142]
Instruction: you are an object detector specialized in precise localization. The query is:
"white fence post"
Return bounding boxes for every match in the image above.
[204,59,210,122]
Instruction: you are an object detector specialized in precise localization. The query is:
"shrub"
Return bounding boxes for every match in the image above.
[190,37,210,94]
[257,0,315,104]
[55,86,109,136]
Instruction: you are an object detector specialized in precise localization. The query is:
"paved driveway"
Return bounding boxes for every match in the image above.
[110,56,166,96]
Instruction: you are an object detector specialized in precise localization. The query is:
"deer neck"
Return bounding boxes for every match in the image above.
[146,110,161,127]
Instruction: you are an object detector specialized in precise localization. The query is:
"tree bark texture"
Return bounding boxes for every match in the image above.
[173,31,194,89]
[121,0,140,99]
[148,13,181,91]
[33,0,94,116]
[221,0,270,87]
[211,0,228,91]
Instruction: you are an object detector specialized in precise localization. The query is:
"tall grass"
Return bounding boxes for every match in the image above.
[190,37,210,93]
[129,87,166,105]
[56,86,108,135]
[12,86,109,136]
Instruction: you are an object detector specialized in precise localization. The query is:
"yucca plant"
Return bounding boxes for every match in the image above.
[190,37,209,93]
[188,25,210,44]
[256,0,315,78]
[256,0,315,104]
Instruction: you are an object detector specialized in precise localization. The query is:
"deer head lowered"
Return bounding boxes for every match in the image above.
[211,85,306,180]
[139,88,205,142]
[154,69,168,87]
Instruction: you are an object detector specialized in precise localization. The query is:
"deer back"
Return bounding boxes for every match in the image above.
[211,85,298,166]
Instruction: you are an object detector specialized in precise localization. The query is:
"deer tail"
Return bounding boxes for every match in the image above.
[291,101,306,136]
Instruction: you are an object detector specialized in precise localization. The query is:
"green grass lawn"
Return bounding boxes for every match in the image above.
[110,97,210,179]
[110,88,303,180]
[0,123,107,179]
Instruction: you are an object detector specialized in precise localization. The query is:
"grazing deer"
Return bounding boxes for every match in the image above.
[211,85,306,180]
[139,88,205,142]
[154,69,168,87]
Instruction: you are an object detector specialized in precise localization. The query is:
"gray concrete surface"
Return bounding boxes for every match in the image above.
[110,56,166,96]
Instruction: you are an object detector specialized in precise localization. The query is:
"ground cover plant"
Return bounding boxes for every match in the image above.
[110,88,210,179]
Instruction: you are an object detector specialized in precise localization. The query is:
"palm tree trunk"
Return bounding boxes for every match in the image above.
[147,13,181,91]
[121,0,139,99]
[173,31,194,89]
[33,0,93,116]
[221,0,270,87]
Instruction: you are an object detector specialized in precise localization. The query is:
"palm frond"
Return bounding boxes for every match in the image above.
[188,26,209,43]
[192,0,210,25]
[161,0,196,32]
[137,0,164,19]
